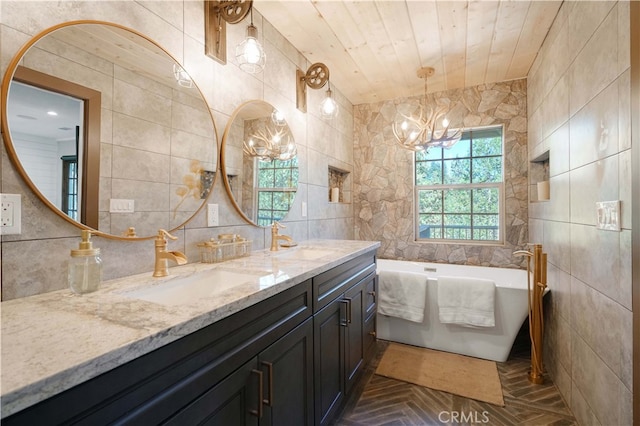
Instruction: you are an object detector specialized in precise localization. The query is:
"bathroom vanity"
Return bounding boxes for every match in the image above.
[0,240,379,426]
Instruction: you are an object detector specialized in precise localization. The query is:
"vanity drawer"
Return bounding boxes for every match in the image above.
[313,252,376,313]
[363,313,377,363]
[364,273,377,319]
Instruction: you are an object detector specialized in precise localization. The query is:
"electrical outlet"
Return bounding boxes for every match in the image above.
[207,203,219,227]
[1,193,22,235]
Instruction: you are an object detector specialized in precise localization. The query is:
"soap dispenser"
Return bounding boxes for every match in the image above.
[69,230,103,294]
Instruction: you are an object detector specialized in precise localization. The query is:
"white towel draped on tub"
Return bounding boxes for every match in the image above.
[437,276,496,328]
[378,271,428,323]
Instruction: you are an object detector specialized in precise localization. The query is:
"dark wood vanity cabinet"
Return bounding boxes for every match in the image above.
[313,253,378,426]
[3,250,377,426]
[165,317,314,426]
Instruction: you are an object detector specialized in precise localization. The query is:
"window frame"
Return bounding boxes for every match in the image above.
[253,157,298,227]
[413,124,505,245]
[61,155,78,221]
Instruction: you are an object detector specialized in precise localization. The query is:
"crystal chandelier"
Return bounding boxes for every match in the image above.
[243,115,296,162]
[392,67,461,152]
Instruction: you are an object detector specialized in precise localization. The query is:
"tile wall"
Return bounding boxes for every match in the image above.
[0,0,354,300]
[528,2,633,424]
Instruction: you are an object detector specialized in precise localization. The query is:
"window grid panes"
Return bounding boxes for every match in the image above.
[415,126,503,242]
[256,158,298,226]
[61,155,78,221]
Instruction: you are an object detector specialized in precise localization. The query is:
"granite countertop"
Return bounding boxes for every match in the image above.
[0,239,380,418]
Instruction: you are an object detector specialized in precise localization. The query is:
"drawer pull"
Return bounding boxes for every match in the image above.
[262,361,274,407]
[368,290,376,303]
[249,369,263,418]
[345,297,352,324]
[339,300,349,326]
[369,331,376,337]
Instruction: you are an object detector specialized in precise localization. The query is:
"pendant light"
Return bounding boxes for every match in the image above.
[319,81,339,119]
[235,7,266,74]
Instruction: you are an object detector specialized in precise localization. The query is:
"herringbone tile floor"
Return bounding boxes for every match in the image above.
[335,330,576,426]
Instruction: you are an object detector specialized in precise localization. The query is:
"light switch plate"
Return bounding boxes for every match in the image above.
[110,199,134,213]
[596,200,620,231]
[1,193,22,235]
[302,201,307,217]
[207,204,219,227]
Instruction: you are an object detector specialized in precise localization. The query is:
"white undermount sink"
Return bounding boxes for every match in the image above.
[121,269,271,306]
[272,247,335,260]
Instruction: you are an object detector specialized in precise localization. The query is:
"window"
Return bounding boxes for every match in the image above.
[415,126,503,243]
[61,155,78,221]
[255,157,298,226]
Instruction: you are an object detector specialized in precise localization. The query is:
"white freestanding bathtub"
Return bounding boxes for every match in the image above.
[376,259,532,362]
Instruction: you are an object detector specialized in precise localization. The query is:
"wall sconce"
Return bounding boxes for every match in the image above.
[296,62,332,113]
[204,0,253,64]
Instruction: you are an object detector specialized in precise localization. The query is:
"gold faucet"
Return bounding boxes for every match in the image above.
[270,222,295,251]
[153,229,188,277]
[513,244,548,384]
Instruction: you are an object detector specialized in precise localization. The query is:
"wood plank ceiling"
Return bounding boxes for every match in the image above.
[253,0,563,105]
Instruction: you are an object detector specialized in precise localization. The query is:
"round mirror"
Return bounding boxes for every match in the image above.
[221,100,299,227]
[0,21,218,239]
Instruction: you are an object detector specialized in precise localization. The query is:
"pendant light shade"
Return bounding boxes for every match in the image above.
[319,84,339,119]
[235,9,265,74]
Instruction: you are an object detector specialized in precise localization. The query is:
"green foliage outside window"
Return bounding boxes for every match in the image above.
[256,157,298,226]
[415,127,503,242]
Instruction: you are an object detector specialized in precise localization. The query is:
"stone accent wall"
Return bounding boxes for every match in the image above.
[354,79,528,268]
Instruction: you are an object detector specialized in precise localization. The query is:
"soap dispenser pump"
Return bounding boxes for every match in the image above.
[69,230,103,294]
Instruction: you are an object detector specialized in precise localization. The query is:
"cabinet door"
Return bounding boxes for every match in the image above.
[259,317,314,426]
[314,296,346,426]
[164,358,261,426]
[344,277,365,395]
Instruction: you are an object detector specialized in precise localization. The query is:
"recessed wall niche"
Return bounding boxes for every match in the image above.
[328,166,350,203]
[530,151,550,202]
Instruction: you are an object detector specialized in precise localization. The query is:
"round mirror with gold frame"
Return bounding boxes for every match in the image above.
[0,20,218,239]
[221,100,299,227]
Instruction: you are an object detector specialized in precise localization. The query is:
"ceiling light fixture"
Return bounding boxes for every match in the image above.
[235,6,265,74]
[243,114,296,162]
[392,67,461,152]
[204,0,252,65]
[296,62,337,119]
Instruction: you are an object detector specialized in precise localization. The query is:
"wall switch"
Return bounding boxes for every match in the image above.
[1,193,22,235]
[302,201,307,217]
[596,200,621,231]
[207,203,219,227]
[110,199,134,213]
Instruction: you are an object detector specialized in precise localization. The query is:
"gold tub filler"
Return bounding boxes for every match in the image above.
[197,234,252,263]
[514,243,548,384]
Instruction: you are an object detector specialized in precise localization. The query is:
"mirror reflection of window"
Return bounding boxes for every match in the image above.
[8,82,84,216]
[61,154,78,220]
[255,157,298,226]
